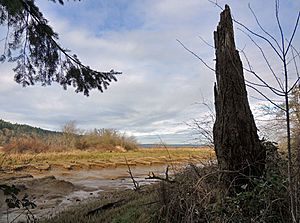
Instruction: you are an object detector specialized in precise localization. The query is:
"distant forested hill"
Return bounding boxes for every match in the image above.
[0,119,61,144]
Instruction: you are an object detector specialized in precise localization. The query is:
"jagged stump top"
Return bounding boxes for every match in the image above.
[212,5,266,191]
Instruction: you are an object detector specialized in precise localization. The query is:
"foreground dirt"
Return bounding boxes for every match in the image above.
[0,174,80,222]
[0,164,181,222]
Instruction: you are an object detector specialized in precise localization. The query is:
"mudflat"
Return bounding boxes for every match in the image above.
[0,147,214,222]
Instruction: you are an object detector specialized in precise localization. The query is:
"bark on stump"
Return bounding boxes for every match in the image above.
[213,5,266,191]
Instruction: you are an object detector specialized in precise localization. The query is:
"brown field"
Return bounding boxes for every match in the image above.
[0,147,215,173]
[0,146,215,222]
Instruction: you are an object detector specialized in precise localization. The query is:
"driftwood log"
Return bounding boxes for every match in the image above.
[213,5,266,190]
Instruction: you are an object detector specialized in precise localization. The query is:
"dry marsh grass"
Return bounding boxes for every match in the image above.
[0,147,215,171]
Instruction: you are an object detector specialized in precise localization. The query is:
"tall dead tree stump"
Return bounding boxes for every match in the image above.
[213,5,266,190]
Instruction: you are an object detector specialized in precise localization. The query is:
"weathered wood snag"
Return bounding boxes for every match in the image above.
[213,5,266,190]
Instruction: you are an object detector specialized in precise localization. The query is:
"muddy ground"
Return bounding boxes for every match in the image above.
[0,164,171,222]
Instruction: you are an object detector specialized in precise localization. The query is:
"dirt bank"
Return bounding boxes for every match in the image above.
[0,173,80,222]
[0,164,171,222]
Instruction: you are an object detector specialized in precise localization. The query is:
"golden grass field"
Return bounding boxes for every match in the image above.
[0,147,215,223]
[0,147,215,172]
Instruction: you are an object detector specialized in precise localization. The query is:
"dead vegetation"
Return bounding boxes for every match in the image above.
[2,141,290,223]
[155,141,290,223]
[0,147,213,173]
[40,186,159,223]
[38,142,290,223]
[1,128,138,154]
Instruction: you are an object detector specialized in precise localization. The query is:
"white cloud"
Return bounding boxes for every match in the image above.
[1,0,299,143]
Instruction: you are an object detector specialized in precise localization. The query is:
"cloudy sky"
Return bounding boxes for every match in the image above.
[0,0,299,144]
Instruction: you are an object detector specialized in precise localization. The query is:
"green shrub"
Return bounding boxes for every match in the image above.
[209,174,289,223]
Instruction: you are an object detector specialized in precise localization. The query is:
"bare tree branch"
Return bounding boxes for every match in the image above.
[284,10,300,55]
[125,157,140,191]
[208,0,283,60]
[246,84,285,111]
[275,0,285,55]
[146,168,176,183]
[248,3,282,51]
[238,28,285,91]
[244,68,285,96]
[198,36,215,49]
[288,44,300,74]
[208,0,223,11]
[176,39,215,72]
[288,76,300,94]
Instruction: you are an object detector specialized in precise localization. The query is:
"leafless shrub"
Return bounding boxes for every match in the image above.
[2,135,50,154]
[155,142,291,223]
[156,163,219,223]
[75,128,138,151]
[185,100,215,148]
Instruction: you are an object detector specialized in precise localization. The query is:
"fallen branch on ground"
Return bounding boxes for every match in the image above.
[125,157,140,191]
[86,199,125,216]
[146,166,176,183]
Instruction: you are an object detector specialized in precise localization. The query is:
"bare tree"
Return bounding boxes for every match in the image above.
[179,0,300,220]
[185,100,215,148]
[233,2,300,220]
[213,5,266,191]
[61,120,79,148]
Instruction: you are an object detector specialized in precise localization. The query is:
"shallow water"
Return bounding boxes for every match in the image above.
[34,164,171,190]
[0,164,175,222]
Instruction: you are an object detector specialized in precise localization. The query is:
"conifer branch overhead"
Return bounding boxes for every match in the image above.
[0,0,121,96]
